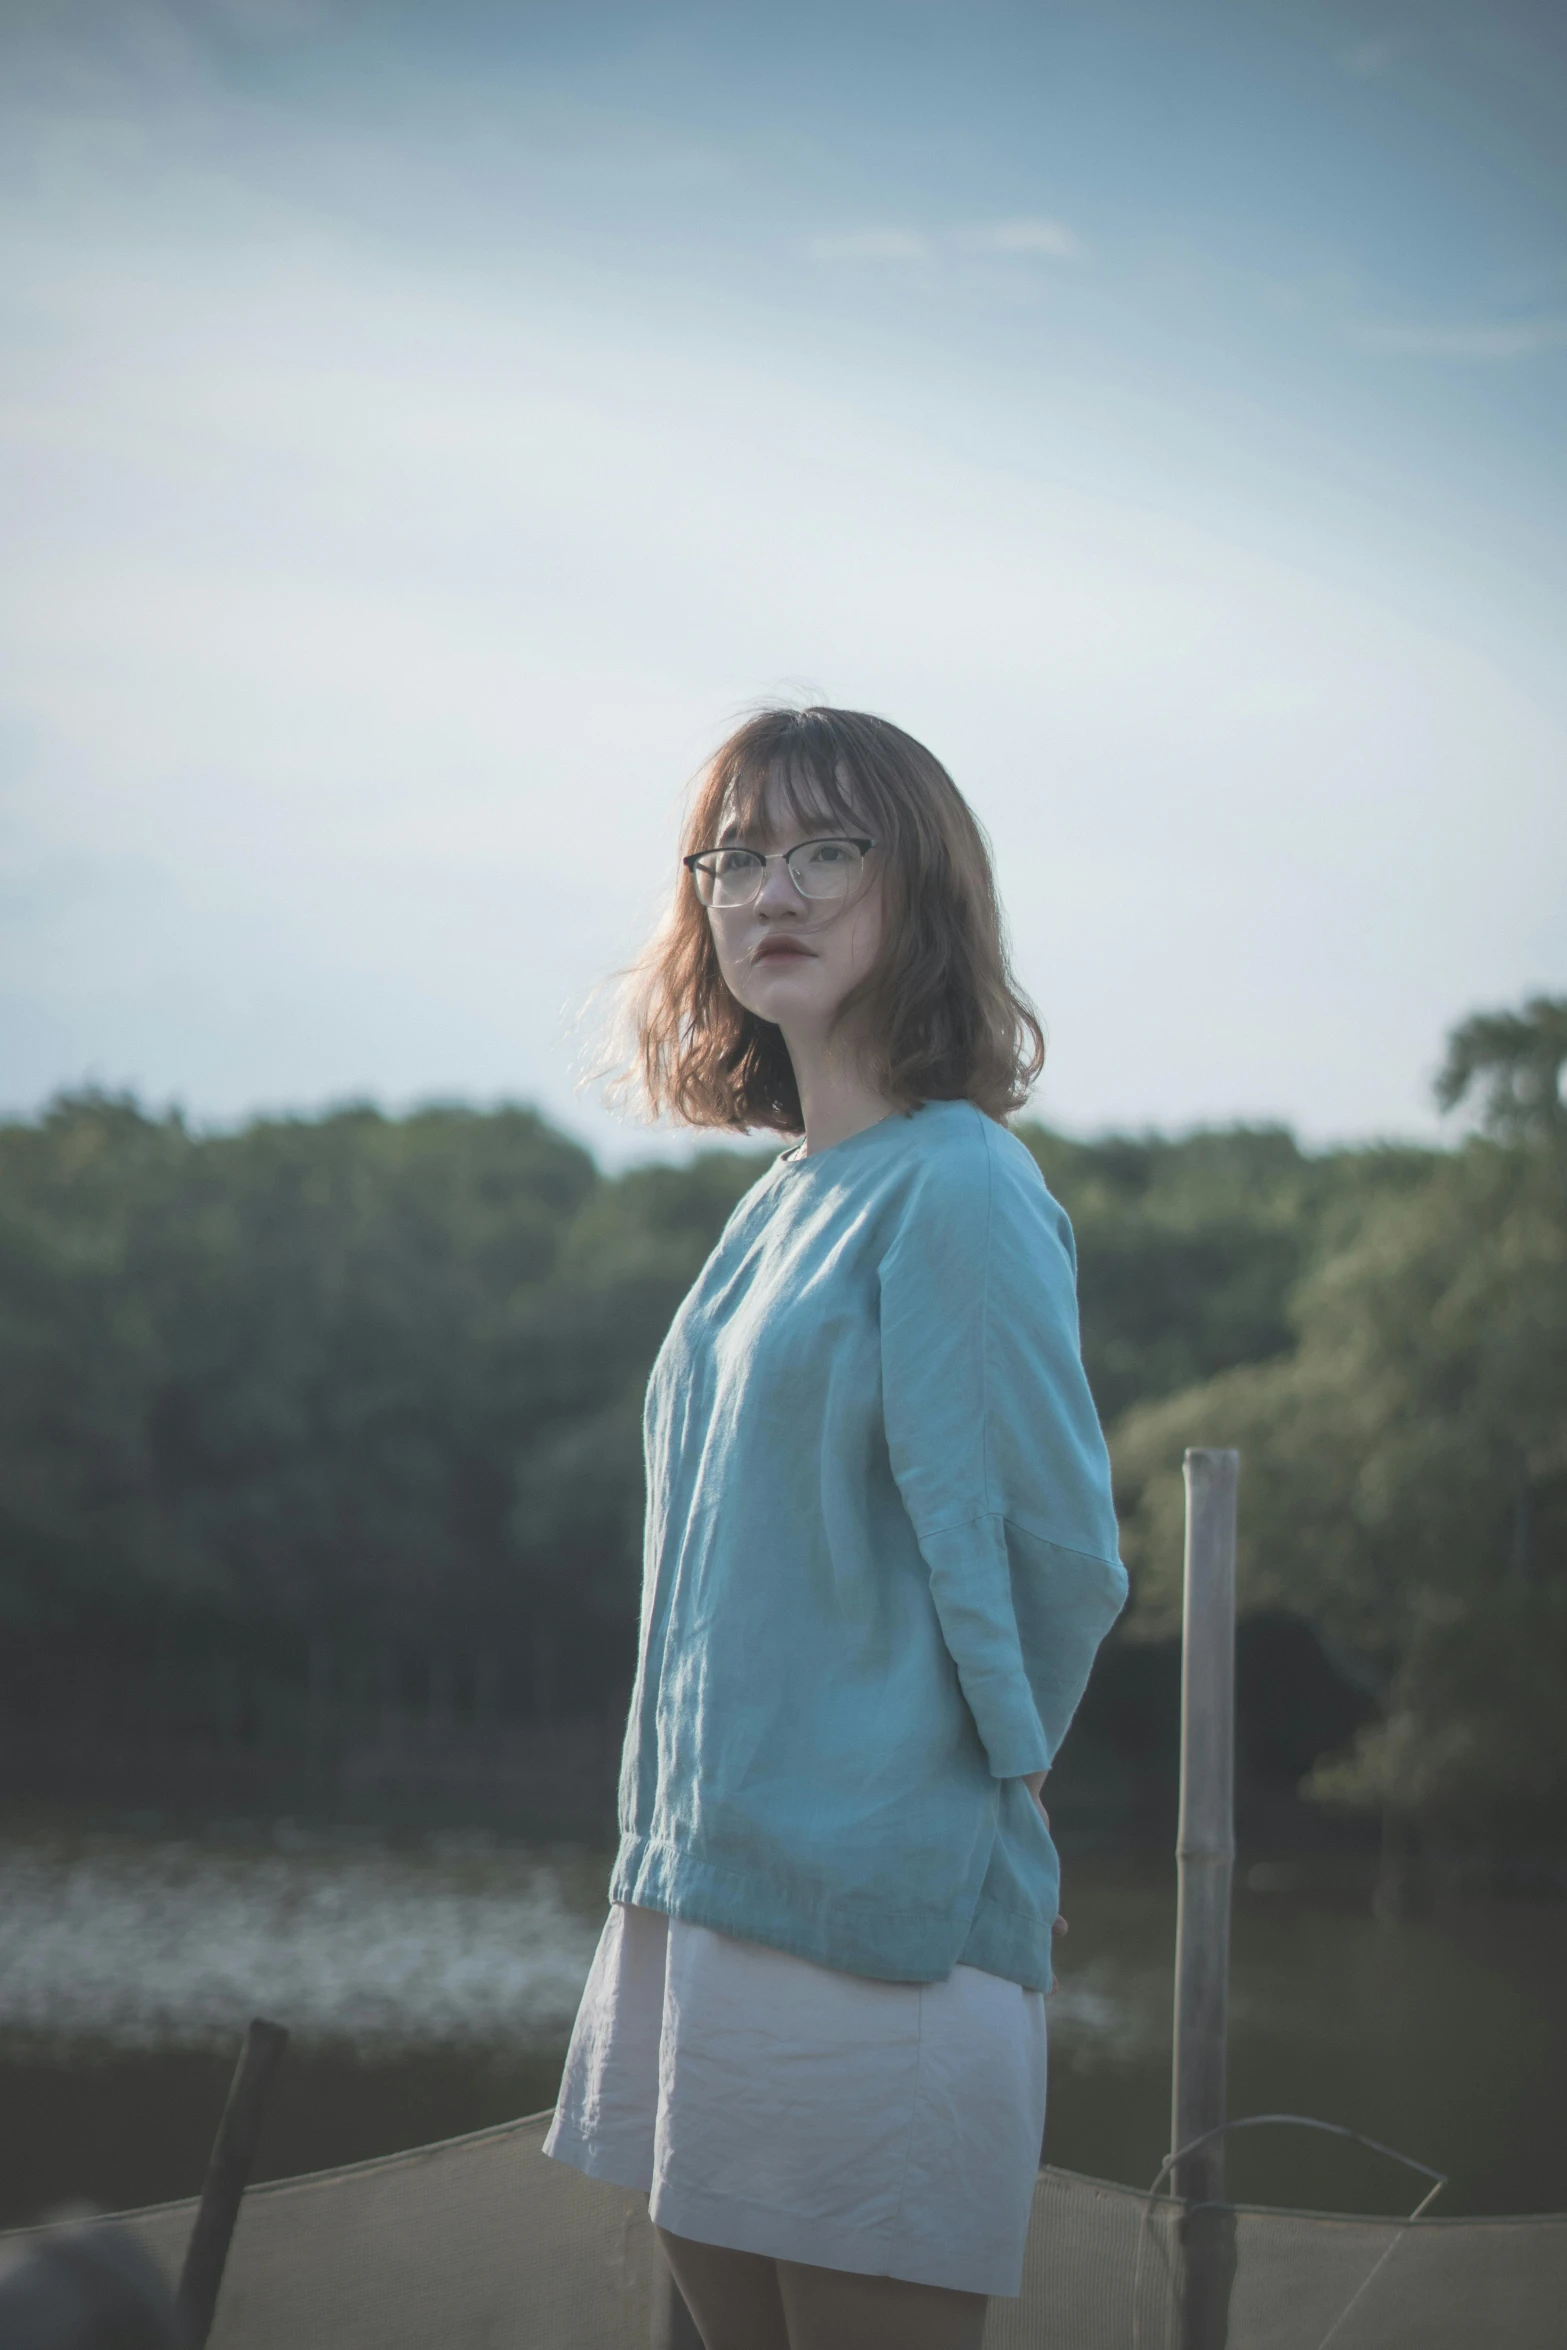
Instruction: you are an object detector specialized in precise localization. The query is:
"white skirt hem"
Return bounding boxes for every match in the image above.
[648,2176,1022,2298]
[538,2118,654,2200]
[542,2117,1024,2298]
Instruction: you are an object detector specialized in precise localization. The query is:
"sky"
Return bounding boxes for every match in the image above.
[2,0,1564,1163]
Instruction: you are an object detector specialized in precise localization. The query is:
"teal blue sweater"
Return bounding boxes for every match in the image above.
[610,1098,1127,1993]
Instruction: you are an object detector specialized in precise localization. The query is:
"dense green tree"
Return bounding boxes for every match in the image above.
[0,1094,192,1630]
[1111,1132,1567,1839]
[1436,993,1567,1142]
[0,1093,766,1727]
[1017,1123,1434,1422]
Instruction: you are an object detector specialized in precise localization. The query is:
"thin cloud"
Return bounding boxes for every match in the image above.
[962,216,1084,261]
[805,217,1083,268]
[1356,319,1567,360]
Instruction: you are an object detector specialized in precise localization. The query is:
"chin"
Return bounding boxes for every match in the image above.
[741,969,831,1019]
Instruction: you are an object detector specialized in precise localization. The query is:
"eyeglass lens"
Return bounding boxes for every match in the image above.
[694,839,864,907]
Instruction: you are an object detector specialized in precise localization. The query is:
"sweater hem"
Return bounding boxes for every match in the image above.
[610,1836,1055,1992]
[610,1835,983,1985]
[956,1893,1056,1994]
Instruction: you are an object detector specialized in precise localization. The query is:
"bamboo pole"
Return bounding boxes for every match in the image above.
[177,2017,290,2349]
[1170,1448,1238,2350]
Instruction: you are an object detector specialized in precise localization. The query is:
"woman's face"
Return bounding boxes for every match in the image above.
[704,781,885,1046]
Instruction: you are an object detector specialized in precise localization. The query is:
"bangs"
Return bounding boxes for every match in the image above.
[709,720,873,846]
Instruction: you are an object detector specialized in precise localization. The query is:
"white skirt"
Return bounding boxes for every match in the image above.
[542,1902,1048,2298]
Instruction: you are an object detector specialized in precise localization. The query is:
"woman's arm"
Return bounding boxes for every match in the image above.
[878,1131,1128,1784]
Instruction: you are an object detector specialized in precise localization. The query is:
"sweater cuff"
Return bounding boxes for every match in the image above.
[977,1712,1053,1781]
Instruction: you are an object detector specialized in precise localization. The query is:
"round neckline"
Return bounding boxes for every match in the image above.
[775,1107,911,1177]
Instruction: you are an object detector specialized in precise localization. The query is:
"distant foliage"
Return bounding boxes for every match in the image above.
[1112,1007,1567,1842]
[0,1091,764,1719]
[1,997,1561,1844]
[1435,994,1567,1142]
[1016,1121,1432,1423]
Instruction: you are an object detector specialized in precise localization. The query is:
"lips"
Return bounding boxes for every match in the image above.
[752,940,813,962]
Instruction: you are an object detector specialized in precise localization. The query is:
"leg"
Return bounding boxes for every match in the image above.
[655,2227,791,2350]
[777,2258,988,2350]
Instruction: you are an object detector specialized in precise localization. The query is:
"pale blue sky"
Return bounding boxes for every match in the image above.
[2,0,1563,1159]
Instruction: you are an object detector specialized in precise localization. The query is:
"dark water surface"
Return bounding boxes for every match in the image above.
[2,1821,1563,2232]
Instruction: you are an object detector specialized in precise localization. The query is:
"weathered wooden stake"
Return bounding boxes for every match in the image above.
[177,2017,289,2349]
[1171,1448,1238,2350]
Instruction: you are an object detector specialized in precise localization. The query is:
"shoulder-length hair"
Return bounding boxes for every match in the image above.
[619,705,1045,1134]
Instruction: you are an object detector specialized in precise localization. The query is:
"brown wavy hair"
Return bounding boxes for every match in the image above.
[619,705,1045,1134]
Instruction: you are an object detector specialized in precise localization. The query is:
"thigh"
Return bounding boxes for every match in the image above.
[655,2227,790,2350]
[777,2258,988,2350]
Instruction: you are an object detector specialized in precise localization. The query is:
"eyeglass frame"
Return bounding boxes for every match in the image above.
[682,834,877,907]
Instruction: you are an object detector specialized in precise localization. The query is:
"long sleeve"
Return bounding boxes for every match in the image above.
[878,1119,1128,1778]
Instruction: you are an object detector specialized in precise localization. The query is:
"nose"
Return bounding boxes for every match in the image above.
[753,854,804,916]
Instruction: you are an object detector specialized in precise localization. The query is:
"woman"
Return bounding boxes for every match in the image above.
[544,707,1127,2350]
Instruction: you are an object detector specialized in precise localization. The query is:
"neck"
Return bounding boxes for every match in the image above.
[786,1025,896,1158]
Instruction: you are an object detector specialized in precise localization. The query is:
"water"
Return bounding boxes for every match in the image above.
[0,1829,602,2054]
[2,1822,1563,2231]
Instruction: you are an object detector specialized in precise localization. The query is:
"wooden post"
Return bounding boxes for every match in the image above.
[177,2017,289,2349]
[1171,1448,1238,2350]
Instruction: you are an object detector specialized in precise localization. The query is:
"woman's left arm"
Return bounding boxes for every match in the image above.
[879,1131,1128,1785]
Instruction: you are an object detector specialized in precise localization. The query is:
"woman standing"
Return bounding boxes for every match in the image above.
[545,707,1127,2350]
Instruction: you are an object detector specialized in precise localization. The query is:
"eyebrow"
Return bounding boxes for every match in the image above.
[714,813,843,848]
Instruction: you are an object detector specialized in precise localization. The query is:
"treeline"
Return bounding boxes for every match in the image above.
[0,1099,750,1729]
[1,999,1563,1844]
[1114,999,1567,1847]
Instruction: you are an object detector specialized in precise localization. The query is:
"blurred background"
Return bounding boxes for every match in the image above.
[1,0,1564,2241]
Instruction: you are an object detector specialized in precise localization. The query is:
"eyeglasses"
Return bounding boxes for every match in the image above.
[683,835,875,909]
